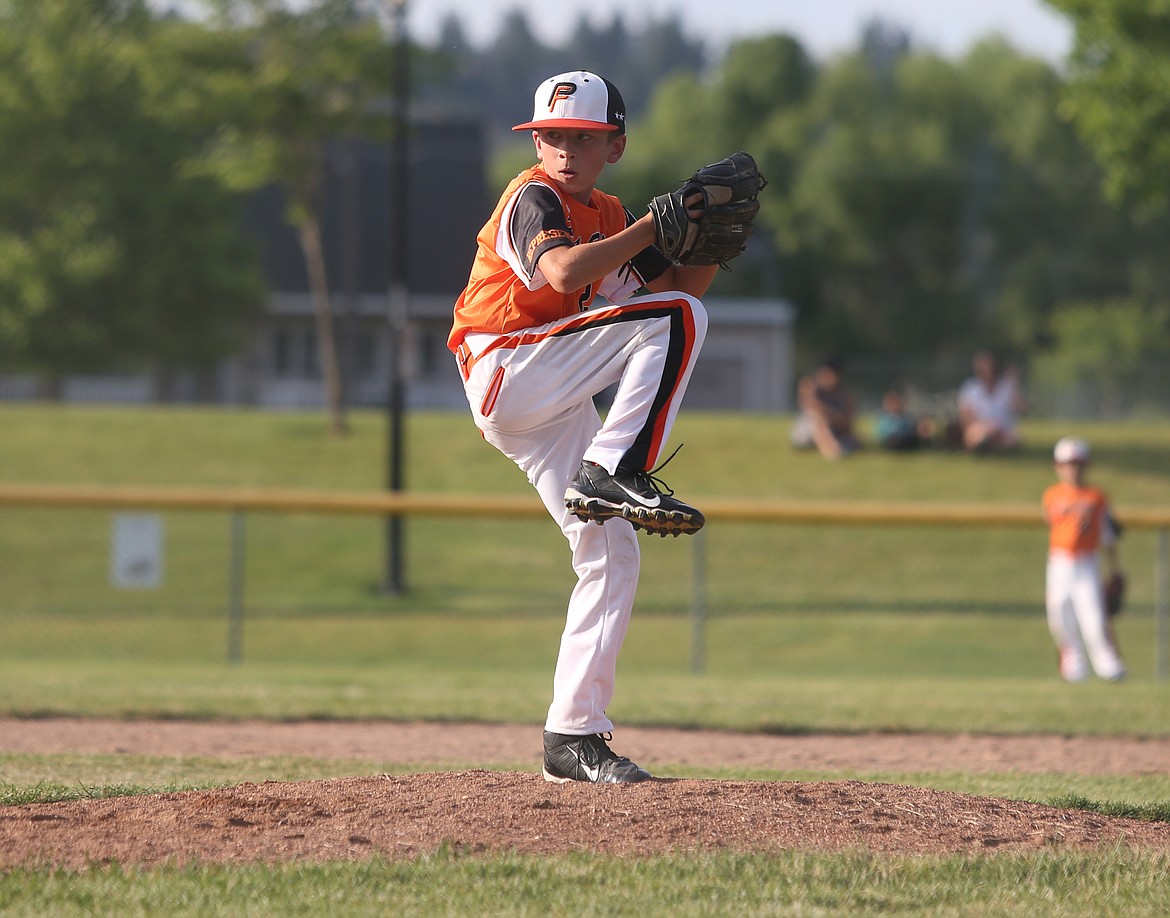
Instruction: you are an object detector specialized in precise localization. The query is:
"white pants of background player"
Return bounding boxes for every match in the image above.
[457,292,707,735]
[1045,551,1125,681]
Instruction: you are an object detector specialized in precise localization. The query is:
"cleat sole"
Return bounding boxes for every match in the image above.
[565,497,704,537]
[541,767,574,784]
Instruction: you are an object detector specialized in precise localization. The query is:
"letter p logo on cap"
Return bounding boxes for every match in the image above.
[547,82,577,112]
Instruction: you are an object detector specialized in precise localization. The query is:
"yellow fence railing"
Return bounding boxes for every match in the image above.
[4,481,1170,527]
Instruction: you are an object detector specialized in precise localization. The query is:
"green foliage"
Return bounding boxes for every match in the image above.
[162,1,395,434]
[173,1,391,201]
[778,49,982,351]
[759,35,1169,358]
[1048,0,1170,204]
[7,2,1170,383]
[437,9,706,137]
[606,72,720,209]
[0,0,263,378]
[7,3,1170,385]
[712,35,816,150]
[1032,298,1170,415]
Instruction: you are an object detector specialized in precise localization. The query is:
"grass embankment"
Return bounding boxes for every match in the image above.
[1,405,1168,915]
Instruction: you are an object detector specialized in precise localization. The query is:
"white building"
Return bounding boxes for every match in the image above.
[248,292,795,413]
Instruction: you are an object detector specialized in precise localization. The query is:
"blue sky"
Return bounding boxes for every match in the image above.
[411,0,1073,62]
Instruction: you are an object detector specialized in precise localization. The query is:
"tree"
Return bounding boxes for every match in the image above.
[604,36,809,212]
[1045,0,1170,204]
[174,0,392,435]
[771,45,991,352]
[0,0,263,389]
[1031,298,1170,415]
[955,38,1164,347]
[622,15,706,114]
[572,11,630,83]
[713,34,816,150]
[481,9,556,136]
[739,34,1170,360]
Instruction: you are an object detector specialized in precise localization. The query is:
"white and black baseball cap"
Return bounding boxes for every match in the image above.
[512,70,626,134]
[1054,436,1090,464]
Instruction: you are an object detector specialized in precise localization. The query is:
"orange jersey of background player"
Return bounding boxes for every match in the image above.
[1042,481,1113,555]
[448,164,664,352]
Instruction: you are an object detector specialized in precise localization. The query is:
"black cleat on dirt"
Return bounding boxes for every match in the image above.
[542,731,652,784]
[563,460,704,538]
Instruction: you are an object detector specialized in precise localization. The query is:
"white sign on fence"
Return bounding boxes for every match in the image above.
[110,513,164,589]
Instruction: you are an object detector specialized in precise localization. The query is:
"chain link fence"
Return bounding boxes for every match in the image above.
[2,488,1166,677]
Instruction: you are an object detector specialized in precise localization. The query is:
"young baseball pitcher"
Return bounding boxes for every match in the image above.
[1042,437,1126,683]
[449,70,764,782]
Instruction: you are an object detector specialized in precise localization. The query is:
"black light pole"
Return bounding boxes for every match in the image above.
[384,0,410,595]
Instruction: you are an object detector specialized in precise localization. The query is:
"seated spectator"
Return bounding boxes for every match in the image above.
[790,356,861,459]
[957,351,1025,452]
[876,389,934,451]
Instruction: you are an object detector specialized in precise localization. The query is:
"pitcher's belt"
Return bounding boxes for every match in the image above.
[455,333,501,381]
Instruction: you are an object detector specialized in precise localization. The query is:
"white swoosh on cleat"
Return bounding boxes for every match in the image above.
[615,480,660,508]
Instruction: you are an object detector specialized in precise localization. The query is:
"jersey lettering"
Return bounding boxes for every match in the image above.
[527,228,572,266]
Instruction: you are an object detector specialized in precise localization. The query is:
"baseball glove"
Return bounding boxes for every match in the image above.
[648,151,767,267]
[1104,571,1126,618]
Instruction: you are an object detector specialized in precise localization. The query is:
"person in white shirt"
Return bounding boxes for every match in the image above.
[957,350,1025,452]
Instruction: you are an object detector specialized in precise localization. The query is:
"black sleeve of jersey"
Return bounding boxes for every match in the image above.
[508,182,574,279]
[623,206,673,285]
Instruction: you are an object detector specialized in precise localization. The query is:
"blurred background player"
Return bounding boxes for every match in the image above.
[1042,437,1126,683]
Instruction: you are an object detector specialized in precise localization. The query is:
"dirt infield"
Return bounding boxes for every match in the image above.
[2,719,1169,868]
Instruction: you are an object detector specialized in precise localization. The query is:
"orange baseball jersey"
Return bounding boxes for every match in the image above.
[448,164,670,352]
[1042,482,1115,554]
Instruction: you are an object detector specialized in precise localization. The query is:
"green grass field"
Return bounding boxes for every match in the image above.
[1,404,1169,915]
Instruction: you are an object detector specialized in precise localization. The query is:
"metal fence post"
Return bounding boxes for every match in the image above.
[1158,528,1169,680]
[227,510,246,664]
[691,528,706,673]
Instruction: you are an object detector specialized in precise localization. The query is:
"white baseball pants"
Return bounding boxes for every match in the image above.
[457,293,708,734]
[1045,552,1125,682]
